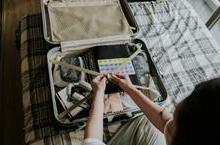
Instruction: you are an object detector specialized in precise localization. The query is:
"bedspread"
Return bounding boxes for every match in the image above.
[130,0,220,104]
[19,0,220,145]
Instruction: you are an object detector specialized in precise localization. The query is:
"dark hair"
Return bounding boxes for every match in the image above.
[171,78,220,145]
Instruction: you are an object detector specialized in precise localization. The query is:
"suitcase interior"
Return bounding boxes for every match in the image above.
[42,0,168,126]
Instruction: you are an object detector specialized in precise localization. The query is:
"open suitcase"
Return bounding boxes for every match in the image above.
[41,0,167,126]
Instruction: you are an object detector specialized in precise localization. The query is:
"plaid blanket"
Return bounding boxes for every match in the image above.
[20,14,128,145]
[20,0,220,145]
[130,0,220,104]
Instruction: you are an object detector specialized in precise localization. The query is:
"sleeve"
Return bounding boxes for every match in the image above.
[82,138,106,145]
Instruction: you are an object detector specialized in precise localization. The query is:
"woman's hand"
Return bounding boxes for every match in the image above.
[91,75,107,96]
[85,75,107,141]
[111,74,134,92]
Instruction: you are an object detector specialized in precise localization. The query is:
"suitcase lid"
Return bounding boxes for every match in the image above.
[41,0,139,52]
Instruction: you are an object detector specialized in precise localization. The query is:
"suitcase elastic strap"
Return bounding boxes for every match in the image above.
[49,45,160,95]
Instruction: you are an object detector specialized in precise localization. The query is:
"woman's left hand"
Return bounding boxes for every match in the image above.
[85,75,107,140]
[91,75,107,96]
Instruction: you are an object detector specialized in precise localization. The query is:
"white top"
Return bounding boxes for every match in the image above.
[82,121,172,145]
[82,138,106,145]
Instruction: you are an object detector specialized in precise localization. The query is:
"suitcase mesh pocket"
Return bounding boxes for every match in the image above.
[48,0,132,41]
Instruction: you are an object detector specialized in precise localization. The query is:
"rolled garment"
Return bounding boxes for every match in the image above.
[48,0,132,41]
[120,93,138,109]
[107,115,167,145]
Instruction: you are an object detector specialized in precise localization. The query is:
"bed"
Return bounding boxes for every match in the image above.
[19,0,220,144]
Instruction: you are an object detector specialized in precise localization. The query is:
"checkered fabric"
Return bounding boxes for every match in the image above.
[20,14,131,145]
[19,0,220,145]
[20,14,74,144]
[129,0,220,105]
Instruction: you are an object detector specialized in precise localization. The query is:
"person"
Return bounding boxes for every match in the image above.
[83,74,220,145]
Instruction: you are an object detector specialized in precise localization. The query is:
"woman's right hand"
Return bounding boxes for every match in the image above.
[111,74,134,91]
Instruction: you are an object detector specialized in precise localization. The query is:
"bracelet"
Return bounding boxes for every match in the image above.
[159,107,166,118]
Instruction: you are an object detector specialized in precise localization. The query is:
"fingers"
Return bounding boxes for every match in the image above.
[93,75,103,81]
[116,74,126,79]
[111,74,132,89]
[93,75,104,82]
[92,75,107,85]
[124,75,131,82]
[111,74,127,81]
[91,75,107,94]
[111,74,121,83]
[101,76,107,83]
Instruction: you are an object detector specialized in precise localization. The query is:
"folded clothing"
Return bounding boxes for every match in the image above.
[120,93,138,109]
[104,93,123,114]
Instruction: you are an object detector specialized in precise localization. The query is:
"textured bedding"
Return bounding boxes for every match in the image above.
[20,0,220,144]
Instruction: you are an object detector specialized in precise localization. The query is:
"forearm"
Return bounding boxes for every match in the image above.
[85,92,104,140]
[126,85,173,132]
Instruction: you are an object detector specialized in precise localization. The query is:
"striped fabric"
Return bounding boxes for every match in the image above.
[19,0,220,145]
[20,14,74,144]
[130,0,220,104]
[20,14,131,145]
